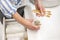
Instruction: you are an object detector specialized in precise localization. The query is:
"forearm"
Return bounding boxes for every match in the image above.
[34,0,41,4]
[12,12,40,30]
[34,0,42,9]
[12,12,32,27]
[34,0,38,6]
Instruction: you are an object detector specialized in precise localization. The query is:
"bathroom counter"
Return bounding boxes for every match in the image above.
[24,1,60,40]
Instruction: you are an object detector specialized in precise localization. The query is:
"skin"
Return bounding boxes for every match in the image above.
[12,0,45,30]
[34,0,45,16]
[13,12,40,30]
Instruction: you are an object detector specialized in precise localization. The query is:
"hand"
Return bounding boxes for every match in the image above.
[25,19,40,30]
[13,12,40,30]
[36,4,45,17]
[35,0,45,17]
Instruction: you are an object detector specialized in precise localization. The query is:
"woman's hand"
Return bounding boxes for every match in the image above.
[36,4,45,16]
[34,0,45,17]
[26,19,40,30]
[13,12,40,30]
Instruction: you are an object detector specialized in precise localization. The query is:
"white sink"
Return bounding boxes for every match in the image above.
[41,0,60,8]
[30,0,60,8]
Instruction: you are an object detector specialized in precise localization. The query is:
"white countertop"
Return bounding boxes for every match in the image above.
[25,1,60,40]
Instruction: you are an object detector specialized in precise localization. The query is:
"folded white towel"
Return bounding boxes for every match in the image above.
[7,32,25,38]
[6,21,25,34]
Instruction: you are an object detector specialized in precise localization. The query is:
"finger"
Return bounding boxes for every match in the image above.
[34,26,40,30]
[28,26,39,30]
[32,25,40,30]
[38,5,45,16]
[36,13,41,17]
[40,7,45,16]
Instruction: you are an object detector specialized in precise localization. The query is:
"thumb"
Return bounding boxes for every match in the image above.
[27,19,34,23]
